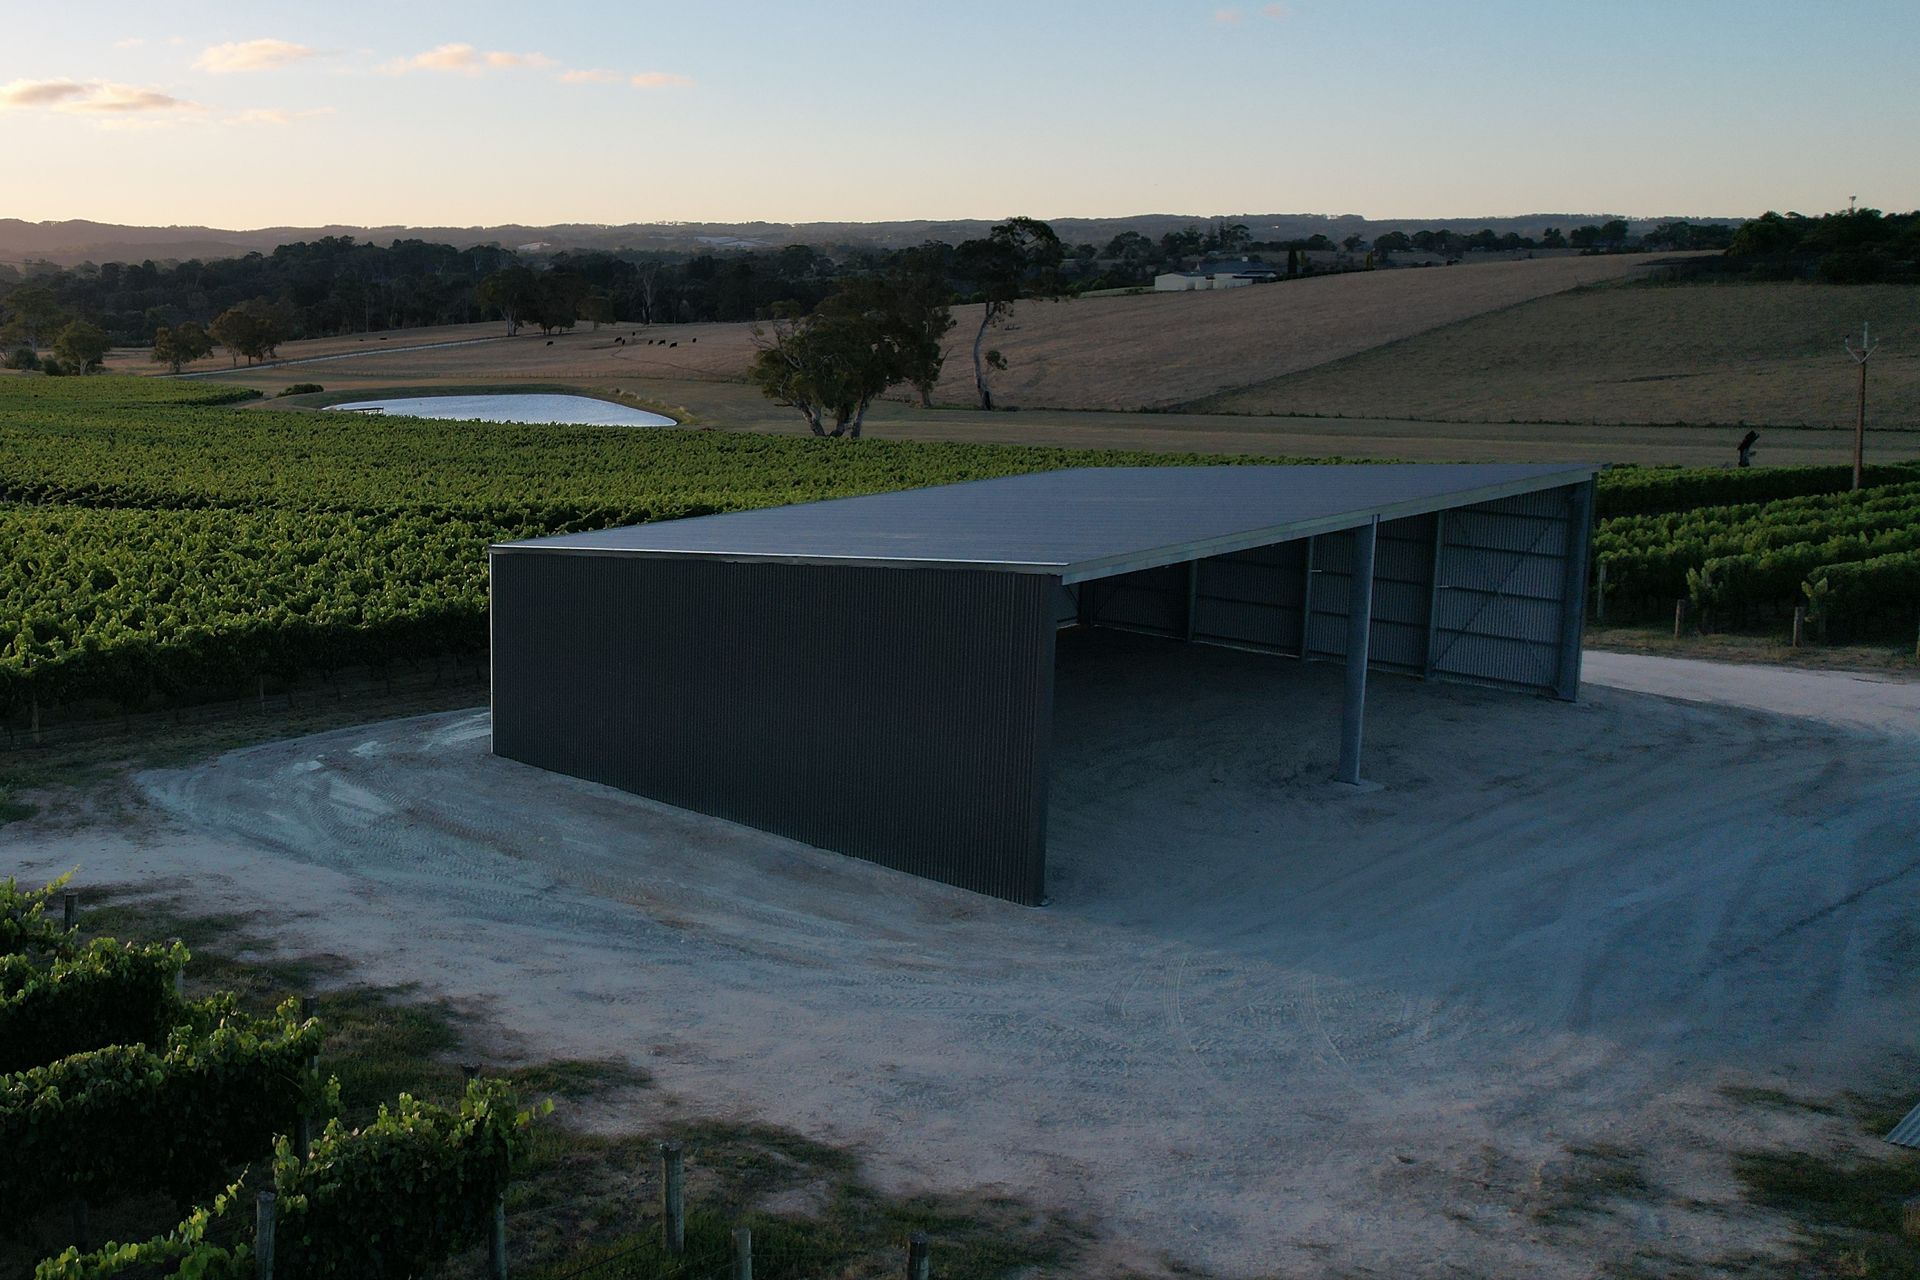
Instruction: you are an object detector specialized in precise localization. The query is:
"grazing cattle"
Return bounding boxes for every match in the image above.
[690,338,697,344]
[615,337,625,345]
[669,342,678,348]
[546,340,553,346]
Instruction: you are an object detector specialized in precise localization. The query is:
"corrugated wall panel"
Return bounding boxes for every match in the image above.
[1089,562,1187,636]
[1302,516,1435,672]
[1429,483,1590,695]
[491,554,1057,905]
[1192,541,1309,653]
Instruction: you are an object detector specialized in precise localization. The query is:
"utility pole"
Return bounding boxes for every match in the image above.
[1845,322,1879,490]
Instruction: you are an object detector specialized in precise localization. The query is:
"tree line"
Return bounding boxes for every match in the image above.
[1722,208,1920,282]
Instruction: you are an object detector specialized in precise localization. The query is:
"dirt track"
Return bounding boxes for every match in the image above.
[12,642,1919,1277]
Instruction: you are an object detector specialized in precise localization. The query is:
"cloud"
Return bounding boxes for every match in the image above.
[1261,3,1291,18]
[630,71,692,89]
[382,43,556,74]
[560,68,623,84]
[1212,8,1242,23]
[0,79,202,116]
[0,79,89,108]
[114,37,145,49]
[195,39,321,74]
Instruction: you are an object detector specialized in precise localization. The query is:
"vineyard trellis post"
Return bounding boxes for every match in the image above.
[907,1231,931,1280]
[489,1192,508,1280]
[256,1190,277,1280]
[733,1226,753,1280]
[63,890,78,931]
[1845,322,1879,491]
[662,1140,686,1254]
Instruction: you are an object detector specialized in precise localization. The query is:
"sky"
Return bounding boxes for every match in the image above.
[5,0,1919,229]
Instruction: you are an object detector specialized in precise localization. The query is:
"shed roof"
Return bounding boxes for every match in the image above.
[494,463,1595,583]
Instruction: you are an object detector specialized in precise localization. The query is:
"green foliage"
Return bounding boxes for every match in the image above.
[209,300,292,366]
[7,344,38,370]
[0,998,326,1207]
[280,383,324,396]
[0,937,188,1072]
[1808,549,1920,638]
[37,1083,537,1280]
[1593,462,1920,519]
[53,322,113,375]
[33,1183,254,1280]
[272,1080,539,1279]
[1,873,78,958]
[0,504,521,716]
[1725,208,1920,283]
[748,272,949,437]
[151,323,214,374]
[1596,481,1920,604]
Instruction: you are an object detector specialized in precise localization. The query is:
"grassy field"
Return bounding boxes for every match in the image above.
[110,255,1670,413]
[1195,279,1920,429]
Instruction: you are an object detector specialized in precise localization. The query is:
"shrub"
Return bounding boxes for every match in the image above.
[0,875,77,958]
[0,937,188,1073]
[0,999,327,1207]
[280,383,324,396]
[34,1081,538,1280]
[6,346,38,371]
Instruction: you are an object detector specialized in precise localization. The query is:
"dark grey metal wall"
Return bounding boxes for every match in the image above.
[1064,480,1594,699]
[491,553,1059,904]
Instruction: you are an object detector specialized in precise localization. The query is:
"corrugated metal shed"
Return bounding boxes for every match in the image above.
[491,463,1598,904]
[1887,1101,1920,1148]
[496,464,1593,582]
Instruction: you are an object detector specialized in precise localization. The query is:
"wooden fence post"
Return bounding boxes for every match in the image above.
[906,1231,930,1280]
[1593,562,1606,623]
[661,1141,686,1255]
[168,938,185,997]
[256,1191,277,1280]
[62,890,77,932]
[489,1193,508,1280]
[732,1226,752,1280]
[1902,1194,1920,1241]
[1673,599,1687,640]
[1791,606,1806,648]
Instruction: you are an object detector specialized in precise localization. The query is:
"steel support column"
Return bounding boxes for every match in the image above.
[1298,536,1317,658]
[1553,479,1596,702]
[1336,517,1379,785]
[1422,511,1447,679]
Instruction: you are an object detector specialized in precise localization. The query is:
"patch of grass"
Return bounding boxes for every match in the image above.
[1534,1142,1655,1224]
[1728,1084,1920,1280]
[0,784,34,824]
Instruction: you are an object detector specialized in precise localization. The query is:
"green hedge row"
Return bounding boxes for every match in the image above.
[1809,549,1920,637]
[0,938,186,1074]
[34,1081,537,1280]
[0,998,326,1206]
[1687,525,1920,623]
[1594,461,1920,519]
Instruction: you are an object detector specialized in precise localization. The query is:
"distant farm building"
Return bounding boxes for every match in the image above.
[1153,260,1281,291]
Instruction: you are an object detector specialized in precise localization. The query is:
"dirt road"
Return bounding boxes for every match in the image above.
[11,640,1918,1277]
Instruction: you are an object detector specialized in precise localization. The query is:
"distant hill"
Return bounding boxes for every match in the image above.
[0,212,1750,267]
